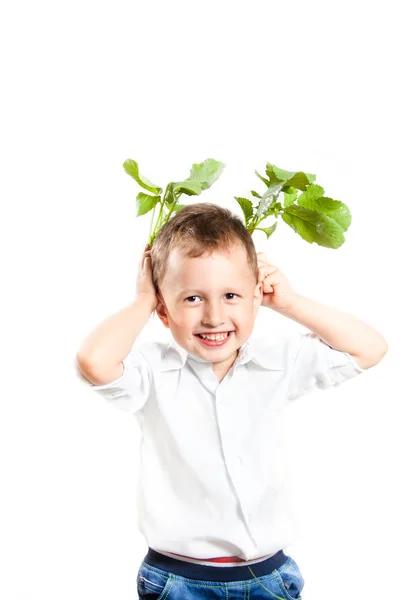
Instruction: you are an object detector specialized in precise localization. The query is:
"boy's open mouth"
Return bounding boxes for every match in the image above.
[195,331,233,346]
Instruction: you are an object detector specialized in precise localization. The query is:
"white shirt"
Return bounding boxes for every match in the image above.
[83,330,365,561]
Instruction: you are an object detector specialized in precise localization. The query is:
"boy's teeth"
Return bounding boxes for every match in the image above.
[199,332,229,340]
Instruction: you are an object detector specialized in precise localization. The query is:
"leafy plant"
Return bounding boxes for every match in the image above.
[123,158,225,247]
[234,162,352,248]
[123,158,352,250]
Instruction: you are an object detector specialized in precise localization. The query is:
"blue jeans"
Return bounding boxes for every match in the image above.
[137,548,305,599]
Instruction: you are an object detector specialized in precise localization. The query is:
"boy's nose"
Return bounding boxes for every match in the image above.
[201,303,226,328]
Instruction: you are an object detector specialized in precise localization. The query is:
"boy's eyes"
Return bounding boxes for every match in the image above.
[185,293,238,302]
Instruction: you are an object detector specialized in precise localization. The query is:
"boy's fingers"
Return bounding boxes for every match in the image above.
[256,251,272,263]
[258,265,278,281]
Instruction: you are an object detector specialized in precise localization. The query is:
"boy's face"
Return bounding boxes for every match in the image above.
[156,242,263,374]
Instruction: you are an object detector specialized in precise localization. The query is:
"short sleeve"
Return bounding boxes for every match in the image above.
[288,332,367,401]
[78,344,152,415]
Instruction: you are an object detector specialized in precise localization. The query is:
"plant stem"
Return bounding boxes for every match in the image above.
[151,187,180,243]
[247,212,258,234]
[248,213,267,234]
[248,199,283,233]
[149,203,157,243]
[153,195,167,236]
[163,197,179,224]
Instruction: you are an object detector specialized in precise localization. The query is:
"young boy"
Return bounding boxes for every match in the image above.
[76,203,387,599]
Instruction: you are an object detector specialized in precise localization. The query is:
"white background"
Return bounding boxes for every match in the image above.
[1,1,399,599]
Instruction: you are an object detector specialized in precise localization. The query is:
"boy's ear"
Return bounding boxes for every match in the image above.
[155,291,170,329]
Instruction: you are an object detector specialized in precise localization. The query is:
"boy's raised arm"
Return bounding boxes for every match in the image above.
[256,252,388,370]
[276,294,388,370]
[76,297,155,385]
[76,245,158,385]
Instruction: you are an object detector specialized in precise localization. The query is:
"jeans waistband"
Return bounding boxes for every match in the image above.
[142,548,288,582]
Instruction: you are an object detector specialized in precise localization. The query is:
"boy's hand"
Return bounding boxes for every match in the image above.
[257,252,297,311]
[136,244,158,312]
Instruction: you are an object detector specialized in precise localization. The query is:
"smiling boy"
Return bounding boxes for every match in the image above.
[76,202,387,599]
[154,240,261,382]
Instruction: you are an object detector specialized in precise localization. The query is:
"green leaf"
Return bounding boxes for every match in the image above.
[263,181,284,199]
[163,182,175,206]
[163,180,202,207]
[186,158,225,190]
[256,182,284,218]
[255,169,270,186]
[234,197,254,224]
[284,188,298,207]
[317,198,352,232]
[255,221,278,239]
[136,192,160,216]
[297,184,352,231]
[284,171,316,191]
[251,190,262,198]
[281,205,345,248]
[170,203,186,213]
[171,180,203,199]
[123,159,162,194]
[265,162,316,190]
[283,185,296,194]
[266,163,297,183]
[296,183,325,205]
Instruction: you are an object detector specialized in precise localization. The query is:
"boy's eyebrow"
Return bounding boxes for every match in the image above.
[178,287,243,296]
[179,289,203,295]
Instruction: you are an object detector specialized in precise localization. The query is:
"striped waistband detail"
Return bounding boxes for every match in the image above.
[155,549,277,567]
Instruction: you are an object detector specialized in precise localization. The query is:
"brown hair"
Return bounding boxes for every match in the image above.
[150,202,258,292]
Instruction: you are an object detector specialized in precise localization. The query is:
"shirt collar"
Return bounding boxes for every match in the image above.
[160,336,284,372]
